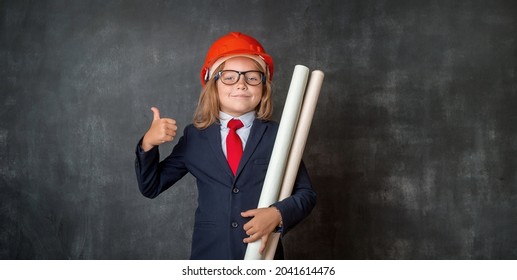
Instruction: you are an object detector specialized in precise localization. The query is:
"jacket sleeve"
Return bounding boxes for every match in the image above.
[272,160,316,236]
[134,128,189,198]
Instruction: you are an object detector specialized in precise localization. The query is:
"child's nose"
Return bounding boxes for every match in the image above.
[235,74,247,89]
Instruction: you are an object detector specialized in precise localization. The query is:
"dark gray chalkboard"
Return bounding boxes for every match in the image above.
[1,0,516,259]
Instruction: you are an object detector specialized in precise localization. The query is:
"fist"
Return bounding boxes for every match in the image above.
[141,107,177,151]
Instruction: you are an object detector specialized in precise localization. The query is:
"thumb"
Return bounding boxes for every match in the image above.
[151,107,161,121]
[259,234,270,254]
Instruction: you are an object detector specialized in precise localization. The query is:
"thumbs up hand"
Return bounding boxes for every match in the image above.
[141,107,178,152]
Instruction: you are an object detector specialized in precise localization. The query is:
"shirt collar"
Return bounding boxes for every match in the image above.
[219,111,256,129]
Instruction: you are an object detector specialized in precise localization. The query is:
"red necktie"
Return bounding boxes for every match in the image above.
[226,119,244,176]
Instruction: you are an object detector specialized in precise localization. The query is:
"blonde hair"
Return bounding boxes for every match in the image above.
[193,61,273,129]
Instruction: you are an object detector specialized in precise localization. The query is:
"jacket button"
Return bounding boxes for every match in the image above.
[231,222,238,228]
[232,187,239,194]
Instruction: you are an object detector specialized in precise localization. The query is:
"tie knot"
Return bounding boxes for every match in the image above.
[227,119,244,131]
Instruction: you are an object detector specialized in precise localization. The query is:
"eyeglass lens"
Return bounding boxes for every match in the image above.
[219,70,264,86]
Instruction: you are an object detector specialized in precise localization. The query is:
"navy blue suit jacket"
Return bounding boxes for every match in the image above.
[135,119,316,259]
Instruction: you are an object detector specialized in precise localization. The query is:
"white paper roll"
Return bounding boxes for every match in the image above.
[264,70,325,260]
[244,65,309,260]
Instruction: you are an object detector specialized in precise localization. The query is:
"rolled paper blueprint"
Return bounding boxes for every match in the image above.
[244,65,310,260]
[263,70,325,260]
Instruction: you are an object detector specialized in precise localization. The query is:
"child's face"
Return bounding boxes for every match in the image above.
[217,57,264,117]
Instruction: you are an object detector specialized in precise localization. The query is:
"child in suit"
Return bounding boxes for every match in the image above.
[135,32,316,259]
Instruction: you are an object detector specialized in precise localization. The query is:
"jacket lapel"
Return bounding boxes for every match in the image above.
[205,123,234,177]
[236,119,268,177]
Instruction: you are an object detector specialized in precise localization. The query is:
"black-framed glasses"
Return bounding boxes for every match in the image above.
[214,70,265,86]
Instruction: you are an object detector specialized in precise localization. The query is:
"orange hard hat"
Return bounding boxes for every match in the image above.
[200,32,274,85]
